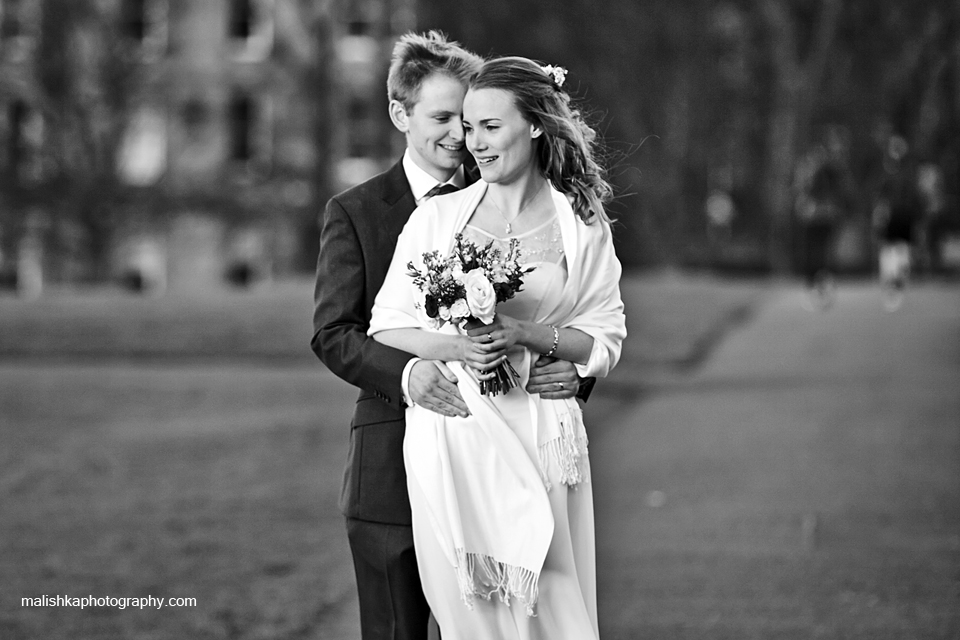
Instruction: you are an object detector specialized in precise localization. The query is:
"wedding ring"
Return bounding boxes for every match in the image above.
[558,382,564,390]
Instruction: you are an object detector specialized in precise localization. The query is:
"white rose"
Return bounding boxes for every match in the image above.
[462,269,496,324]
[449,298,470,320]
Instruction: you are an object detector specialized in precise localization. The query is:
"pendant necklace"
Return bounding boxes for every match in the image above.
[490,181,546,235]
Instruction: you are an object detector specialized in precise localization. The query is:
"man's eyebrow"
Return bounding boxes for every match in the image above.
[426,109,457,117]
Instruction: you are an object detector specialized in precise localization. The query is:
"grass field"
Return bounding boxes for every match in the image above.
[0,271,764,369]
[1,363,361,640]
[0,271,767,639]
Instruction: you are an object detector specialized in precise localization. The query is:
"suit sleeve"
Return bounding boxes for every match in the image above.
[576,376,596,402]
[310,196,413,411]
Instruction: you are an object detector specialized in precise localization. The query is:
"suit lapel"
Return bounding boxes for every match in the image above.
[378,155,479,235]
[380,159,415,208]
[357,159,413,312]
[378,159,417,244]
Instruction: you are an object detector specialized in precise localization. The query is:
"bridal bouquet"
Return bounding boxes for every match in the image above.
[407,233,533,396]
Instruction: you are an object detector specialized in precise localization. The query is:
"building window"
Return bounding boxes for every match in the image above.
[1,0,34,61]
[1,0,23,39]
[344,0,380,37]
[346,97,376,158]
[228,0,273,62]
[181,99,208,130]
[121,0,146,40]
[8,100,26,169]
[228,92,272,172]
[346,18,372,37]
[120,0,167,60]
[228,0,253,39]
[229,94,254,162]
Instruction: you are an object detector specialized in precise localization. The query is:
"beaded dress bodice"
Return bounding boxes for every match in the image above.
[461,216,567,324]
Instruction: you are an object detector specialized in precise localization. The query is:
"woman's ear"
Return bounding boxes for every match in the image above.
[389,100,409,133]
[531,125,543,139]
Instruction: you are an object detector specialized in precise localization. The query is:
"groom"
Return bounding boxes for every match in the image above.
[311,31,587,640]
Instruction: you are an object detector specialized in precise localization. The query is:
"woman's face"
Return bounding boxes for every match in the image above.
[463,87,539,185]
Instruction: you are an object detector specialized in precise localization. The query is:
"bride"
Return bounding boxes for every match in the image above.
[368,56,626,639]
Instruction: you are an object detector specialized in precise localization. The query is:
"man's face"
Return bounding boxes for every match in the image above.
[396,74,468,182]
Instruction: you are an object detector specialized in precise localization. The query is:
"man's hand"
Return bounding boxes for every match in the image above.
[409,360,470,418]
[526,355,580,400]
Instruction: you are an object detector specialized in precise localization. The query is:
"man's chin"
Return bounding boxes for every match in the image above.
[437,149,466,165]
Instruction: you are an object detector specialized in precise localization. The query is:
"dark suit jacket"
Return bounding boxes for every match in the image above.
[312,159,419,525]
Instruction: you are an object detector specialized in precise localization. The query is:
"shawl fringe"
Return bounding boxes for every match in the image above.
[537,402,590,491]
[455,547,540,617]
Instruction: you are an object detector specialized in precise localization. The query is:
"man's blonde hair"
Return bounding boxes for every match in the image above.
[386,31,483,112]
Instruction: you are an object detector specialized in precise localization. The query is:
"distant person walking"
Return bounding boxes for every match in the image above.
[874,169,920,311]
[794,139,854,311]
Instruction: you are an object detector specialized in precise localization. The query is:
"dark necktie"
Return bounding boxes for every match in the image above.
[424,183,460,199]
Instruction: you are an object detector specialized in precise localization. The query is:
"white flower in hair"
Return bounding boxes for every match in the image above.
[540,64,567,88]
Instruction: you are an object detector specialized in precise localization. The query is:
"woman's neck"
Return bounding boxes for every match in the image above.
[487,171,548,215]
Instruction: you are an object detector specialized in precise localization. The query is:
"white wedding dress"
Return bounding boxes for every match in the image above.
[407,215,600,640]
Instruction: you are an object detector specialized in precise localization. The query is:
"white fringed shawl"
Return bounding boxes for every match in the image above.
[368,180,626,614]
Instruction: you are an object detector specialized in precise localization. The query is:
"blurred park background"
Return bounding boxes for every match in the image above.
[0,0,959,288]
[1,1,959,639]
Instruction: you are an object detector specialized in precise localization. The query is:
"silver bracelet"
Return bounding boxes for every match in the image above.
[544,325,559,357]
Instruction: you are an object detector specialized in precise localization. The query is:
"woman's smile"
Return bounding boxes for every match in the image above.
[463,87,537,185]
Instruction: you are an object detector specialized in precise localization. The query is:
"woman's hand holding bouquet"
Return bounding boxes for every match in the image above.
[465,313,524,354]
[407,234,533,396]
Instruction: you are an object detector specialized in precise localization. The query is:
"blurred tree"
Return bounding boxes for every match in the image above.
[755,0,844,273]
[418,0,960,272]
[31,0,143,281]
[851,1,960,190]
[249,0,339,271]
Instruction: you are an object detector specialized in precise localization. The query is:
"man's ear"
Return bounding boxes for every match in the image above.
[389,100,409,133]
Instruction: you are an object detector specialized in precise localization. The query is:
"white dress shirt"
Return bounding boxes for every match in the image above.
[403,149,466,205]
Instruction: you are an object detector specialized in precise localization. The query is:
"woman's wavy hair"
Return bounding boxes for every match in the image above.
[470,56,613,224]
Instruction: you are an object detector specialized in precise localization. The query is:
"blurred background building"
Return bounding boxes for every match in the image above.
[1,0,959,294]
[0,0,412,294]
